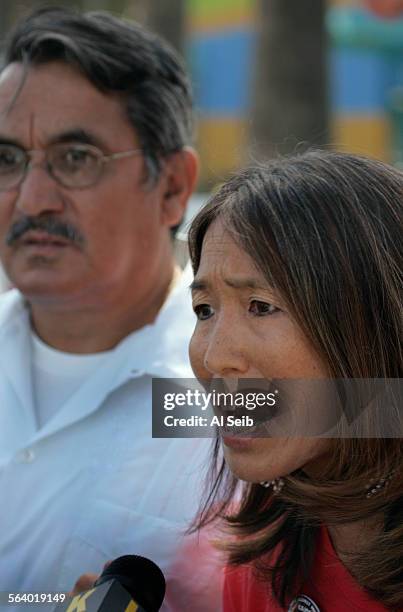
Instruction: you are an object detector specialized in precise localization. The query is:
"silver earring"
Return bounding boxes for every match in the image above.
[260,478,284,494]
[365,470,396,498]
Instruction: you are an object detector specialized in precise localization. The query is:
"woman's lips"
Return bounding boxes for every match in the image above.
[221,434,257,450]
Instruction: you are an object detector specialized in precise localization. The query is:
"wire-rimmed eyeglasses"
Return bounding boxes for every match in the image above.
[0,142,143,191]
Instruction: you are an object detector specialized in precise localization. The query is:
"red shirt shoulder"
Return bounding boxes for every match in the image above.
[223,526,401,611]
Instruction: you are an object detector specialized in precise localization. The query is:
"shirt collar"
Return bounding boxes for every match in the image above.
[0,263,195,381]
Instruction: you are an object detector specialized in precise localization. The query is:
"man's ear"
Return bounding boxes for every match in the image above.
[160,147,199,228]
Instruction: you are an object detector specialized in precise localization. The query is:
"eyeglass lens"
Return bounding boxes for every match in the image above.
[0,143,104,190]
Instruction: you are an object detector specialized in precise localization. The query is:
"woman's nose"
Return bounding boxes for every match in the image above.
[203,318,250,377]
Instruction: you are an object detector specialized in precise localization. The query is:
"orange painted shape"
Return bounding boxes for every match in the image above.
[187,6,255,33]
[197,118,248,186]
[365,0,403,18]
[331,114,390,160]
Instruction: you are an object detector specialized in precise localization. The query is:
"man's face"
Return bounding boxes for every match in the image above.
[0,61,178,307]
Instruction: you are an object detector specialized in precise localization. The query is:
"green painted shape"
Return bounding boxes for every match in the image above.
[328,7,403,51]
[188,0,252,17]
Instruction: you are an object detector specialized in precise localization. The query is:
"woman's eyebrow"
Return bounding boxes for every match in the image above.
[189,279,207,292]
[223,277,268,290]
[190,276,269,292]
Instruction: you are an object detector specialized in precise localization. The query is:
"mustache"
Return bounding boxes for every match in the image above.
[6,216,85,247]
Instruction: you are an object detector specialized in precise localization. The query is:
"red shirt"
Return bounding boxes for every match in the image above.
[223,527,401,611]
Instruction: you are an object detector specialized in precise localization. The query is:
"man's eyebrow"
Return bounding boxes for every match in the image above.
[190,277,269,292]
[0,129,108,150]
[0,135,24,147]
[48,128,107,149]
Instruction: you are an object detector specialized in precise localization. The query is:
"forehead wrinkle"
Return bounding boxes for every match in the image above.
[196,223,274,293]
[0,62,29,118]
[0,64,130,152]
[29,112,35,148]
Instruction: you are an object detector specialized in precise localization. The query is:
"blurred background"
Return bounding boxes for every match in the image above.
[0,0,402,273]
[1,0,403,190]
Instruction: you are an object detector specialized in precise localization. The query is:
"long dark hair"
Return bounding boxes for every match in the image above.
[188,150,403,607]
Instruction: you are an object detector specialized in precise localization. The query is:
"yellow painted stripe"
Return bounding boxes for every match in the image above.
[188,0,348,32]
[199,115,391,185]
[197,118,248,187]
[125,601,138,612]
[331,114,390,161]
[188,0,251,15]
[187,7,255,33]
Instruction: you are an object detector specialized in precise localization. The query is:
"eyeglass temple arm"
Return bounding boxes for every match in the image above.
[104,149,142,162]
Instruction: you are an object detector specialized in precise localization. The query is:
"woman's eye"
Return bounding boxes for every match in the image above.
[249,300,279,316]
[193,304,214,320]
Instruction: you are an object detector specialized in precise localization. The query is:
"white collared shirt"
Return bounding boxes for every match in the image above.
[31,331,113,428]
[0,266,223,611]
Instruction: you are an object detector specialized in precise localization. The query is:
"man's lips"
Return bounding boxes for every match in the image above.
[18,230,71,247]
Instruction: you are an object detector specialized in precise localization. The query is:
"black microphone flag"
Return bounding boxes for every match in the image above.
[55,554,165,612]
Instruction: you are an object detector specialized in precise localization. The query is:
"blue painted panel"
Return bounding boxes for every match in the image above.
[390,55,403,90]
[330,47,395,112]
[188,28,256,116]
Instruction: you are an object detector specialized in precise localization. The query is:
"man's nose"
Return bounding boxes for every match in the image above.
[203,317,249,377]
[14,158,65,217]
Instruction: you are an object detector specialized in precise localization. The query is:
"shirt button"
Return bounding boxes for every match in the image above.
[17,449,35,463]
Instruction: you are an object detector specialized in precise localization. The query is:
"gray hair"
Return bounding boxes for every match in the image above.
[2,6,194,184]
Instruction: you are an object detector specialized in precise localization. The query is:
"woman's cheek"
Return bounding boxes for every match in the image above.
[189,327,207,379]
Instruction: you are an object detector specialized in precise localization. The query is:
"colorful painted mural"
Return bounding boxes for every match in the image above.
[329,2,403,163]
[186,0,403,186]
[187,0,256,186]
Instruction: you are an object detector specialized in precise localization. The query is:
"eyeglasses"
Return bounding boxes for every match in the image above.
[0,143,143,191]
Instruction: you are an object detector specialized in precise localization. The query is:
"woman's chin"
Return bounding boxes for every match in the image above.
[224,450,279,484]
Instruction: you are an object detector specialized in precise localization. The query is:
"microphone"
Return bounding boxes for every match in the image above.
[55,555,166,612]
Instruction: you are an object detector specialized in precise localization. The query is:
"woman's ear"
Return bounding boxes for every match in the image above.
[160,147,199,227]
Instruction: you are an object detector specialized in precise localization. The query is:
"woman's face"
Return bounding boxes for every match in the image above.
[189,218,331,483]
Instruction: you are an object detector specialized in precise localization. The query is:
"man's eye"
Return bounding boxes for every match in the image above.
[249,300,279,316]
[193,304,214,320]
[65,149,93,166]
[0,147,23,172]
